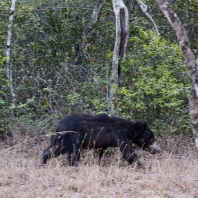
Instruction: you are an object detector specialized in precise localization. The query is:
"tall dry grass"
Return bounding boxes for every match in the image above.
[0,135,198,198]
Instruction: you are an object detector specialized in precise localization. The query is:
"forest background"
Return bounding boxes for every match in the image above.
[0,0,198,137]
[1,1,198,197]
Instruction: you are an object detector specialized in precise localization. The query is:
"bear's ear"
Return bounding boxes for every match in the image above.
[135,121,147,133]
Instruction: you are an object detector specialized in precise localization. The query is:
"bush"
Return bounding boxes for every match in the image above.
[116,29,191,134]
[0,57,10,134]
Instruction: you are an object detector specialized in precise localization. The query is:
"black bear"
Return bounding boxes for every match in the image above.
[42,112,160,165]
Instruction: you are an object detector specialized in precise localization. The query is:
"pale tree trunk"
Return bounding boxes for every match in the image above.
[136,0,159,36]
[110,0,129,115]
[154,0,198,148]
[6,0,17,116]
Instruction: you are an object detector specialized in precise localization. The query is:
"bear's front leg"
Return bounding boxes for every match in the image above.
[119,141,138,164]
[67,144,81,166]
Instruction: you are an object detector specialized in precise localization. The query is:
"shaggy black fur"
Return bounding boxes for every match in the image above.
[42,112,160,165]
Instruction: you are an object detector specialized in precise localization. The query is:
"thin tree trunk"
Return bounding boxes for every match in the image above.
[110,0,129,115]
[136,0,160,36]
[154,0,198,148]
[74,0,106,64]
[83,0,106,36]
[5,0,17,116]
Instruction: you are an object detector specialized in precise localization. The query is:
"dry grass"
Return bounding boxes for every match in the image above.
[0,135,198,198]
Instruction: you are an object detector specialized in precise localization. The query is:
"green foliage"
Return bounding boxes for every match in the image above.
[0,57,9,134]
[117,29,191,134]
[171,0,198,54]
[0,0,195,136]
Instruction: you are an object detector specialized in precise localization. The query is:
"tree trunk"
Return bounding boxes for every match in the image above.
[154,0,198,148]
[136,0,159,36]
[74,0,106,64]
[5,0,17,117]
[110,0,129,115]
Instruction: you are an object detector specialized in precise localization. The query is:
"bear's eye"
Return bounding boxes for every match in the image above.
[150,138,155,144]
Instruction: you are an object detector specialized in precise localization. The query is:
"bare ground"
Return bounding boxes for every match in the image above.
[0,134,198,198]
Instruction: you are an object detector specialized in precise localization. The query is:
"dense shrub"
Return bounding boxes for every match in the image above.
[117,29,191,134]
[0,0,194,135]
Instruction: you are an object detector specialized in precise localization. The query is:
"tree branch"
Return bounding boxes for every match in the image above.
[136,0,160,35]
[73,0,106,64]
[110,0,129,115]
[154,0,198,148]
[83,0,106,36]
[154,0,198,96]
[5,0,17,115]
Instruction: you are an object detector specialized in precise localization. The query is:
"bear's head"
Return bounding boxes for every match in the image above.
[135,121,160,154]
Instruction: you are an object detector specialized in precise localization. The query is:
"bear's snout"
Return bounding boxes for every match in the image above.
[147,141,160,154]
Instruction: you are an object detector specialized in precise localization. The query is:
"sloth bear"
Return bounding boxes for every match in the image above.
[42,112,160,165]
